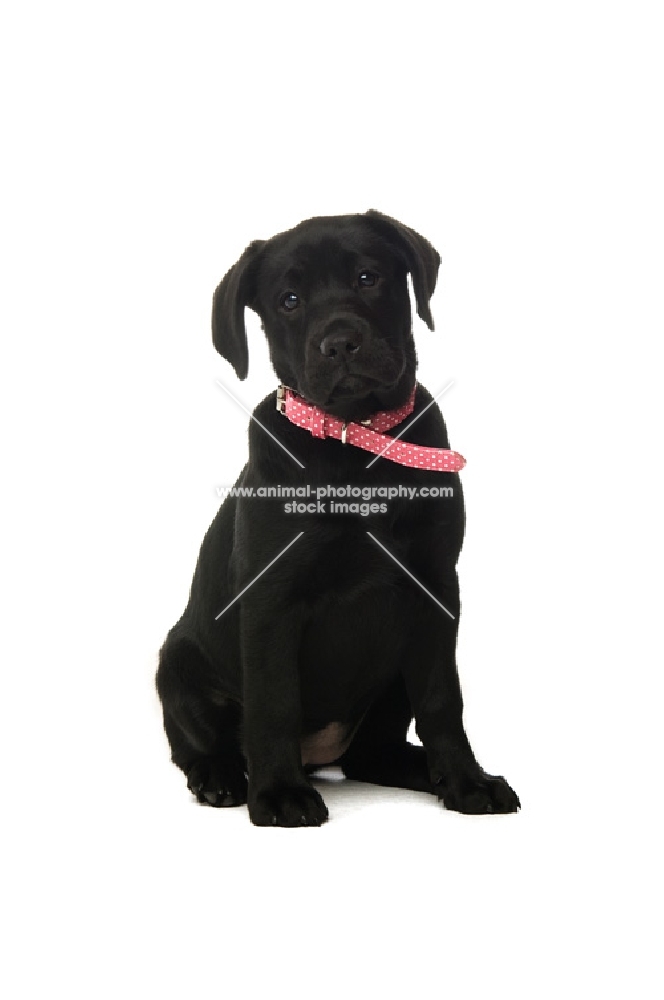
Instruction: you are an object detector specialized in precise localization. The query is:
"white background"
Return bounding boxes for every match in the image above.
[2,2,662,997]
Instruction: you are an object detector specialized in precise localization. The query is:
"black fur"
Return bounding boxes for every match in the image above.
[157,210,519,826]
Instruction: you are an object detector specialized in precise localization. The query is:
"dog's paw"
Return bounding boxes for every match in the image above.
[187,756,248,807]
[249,783,329,827]
[437,771,520,815]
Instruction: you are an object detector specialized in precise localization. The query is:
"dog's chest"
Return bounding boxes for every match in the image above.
[296,579,413,731]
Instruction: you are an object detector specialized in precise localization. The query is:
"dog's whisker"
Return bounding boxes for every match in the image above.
[215,379,306,469]
[365,531,455,620]
[365,379,456,468]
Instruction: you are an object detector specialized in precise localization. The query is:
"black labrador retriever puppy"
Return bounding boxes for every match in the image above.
[156,210,519,826]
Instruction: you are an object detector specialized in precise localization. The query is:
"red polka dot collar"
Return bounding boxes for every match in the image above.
[276,384,466,472]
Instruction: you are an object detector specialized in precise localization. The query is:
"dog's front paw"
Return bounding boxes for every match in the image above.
[437,770,520,815]
[249,782,329,827]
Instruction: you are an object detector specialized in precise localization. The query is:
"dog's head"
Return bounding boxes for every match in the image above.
[211,211,440,421]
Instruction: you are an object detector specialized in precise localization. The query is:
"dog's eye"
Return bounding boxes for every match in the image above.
[358,271,377,287]
[281,292,300,311]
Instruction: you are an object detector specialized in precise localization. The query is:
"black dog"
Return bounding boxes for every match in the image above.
[156,210,519,826]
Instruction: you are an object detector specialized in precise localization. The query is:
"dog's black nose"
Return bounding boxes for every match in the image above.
[319,332,361,358]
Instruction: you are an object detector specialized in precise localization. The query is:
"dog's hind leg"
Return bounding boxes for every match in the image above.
[338,676,434,794]
[156,635,247,807]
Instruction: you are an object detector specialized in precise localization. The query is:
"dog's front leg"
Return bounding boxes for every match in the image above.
[241,598,329,827]
[403,572,520,815]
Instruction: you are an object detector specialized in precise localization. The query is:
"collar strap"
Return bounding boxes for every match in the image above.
[276,385,466,472]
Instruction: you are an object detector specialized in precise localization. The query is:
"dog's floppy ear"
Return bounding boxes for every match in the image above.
[364,210,440,330]
[211,239,266,380]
